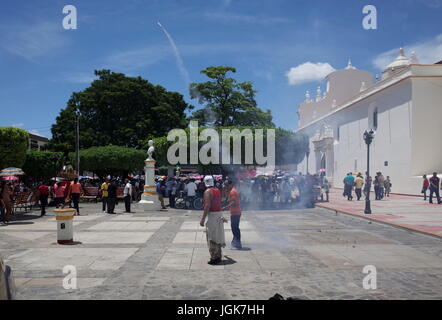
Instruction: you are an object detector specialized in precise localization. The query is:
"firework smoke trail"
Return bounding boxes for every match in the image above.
[157,21,190,88]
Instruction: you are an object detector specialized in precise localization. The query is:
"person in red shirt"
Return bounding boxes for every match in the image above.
[53,182,66,208]
[223,179,242,249]
[422,175,430,201]
[37,182,50,216]
[68,178,82,215]
[200,176,226,265]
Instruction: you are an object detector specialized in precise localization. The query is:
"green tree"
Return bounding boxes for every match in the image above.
[189,66,274,127]
[22,151,64,181]
[50,70,193,153]
[153,126,308,168]
[0,127,29,170]
[69,145,146,178]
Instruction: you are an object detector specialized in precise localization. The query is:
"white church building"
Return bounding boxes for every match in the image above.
[296,49,442,195]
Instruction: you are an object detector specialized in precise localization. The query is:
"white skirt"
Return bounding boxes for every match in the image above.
[206,211,226,246]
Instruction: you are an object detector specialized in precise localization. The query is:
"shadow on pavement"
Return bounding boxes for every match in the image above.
[222,256,237,265]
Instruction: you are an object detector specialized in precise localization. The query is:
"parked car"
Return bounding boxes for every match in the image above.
[0,255,15,300]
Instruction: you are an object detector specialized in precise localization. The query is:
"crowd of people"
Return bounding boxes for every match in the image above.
[342,171,392,201]
[152,172,330,211]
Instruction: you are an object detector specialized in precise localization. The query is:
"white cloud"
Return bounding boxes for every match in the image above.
[0,22,69,61]
[64,73,98,84]
[373,34,442,70]
[11,123,24,128]
[421,0,442,8]
[29,129,40,135]
[286,62,336,86]
[204,12,292,25]
[105,46,170,72]
[104,43,262,73]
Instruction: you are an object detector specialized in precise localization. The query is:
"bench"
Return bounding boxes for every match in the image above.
[80,187,100,202]
[12,191,34,213]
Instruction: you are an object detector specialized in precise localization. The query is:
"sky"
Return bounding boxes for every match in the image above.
[0,0,441,137]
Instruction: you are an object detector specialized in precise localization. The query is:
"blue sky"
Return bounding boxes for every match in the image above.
[1,0,441,137]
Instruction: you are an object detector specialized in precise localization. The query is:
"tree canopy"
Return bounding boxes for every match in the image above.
[68,145,146,178]
[153,126,309,168]
[50,70,193,153]
[22,151,64,181]
[189,66,274,127]
[0,127,29,170]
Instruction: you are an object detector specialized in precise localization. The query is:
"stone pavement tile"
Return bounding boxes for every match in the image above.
[156,247,193,270]
[78,285,146,300]
[179,221,205,231]
[111,215,170,221]
[173,231,198,244]
[250,250,292,270]
[72,231,154,244]
[14,277,106,289]
[301,245,355,268]
[86,221,166,231]
[240,230,266,245]
[1,231,51,241]
[6,248,138,271]
[323,244,442,268]
[222,249,260,270]
[180,220,254,231]
[190,248,224,270]
[2,221,83,231]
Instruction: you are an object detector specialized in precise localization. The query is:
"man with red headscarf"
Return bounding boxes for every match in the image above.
[200,176,226,265]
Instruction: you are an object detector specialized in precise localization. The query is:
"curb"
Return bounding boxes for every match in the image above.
[316,203,442,240]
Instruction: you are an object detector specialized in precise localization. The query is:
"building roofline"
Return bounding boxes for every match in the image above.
[296,64,442,132]
[28,132,49,142]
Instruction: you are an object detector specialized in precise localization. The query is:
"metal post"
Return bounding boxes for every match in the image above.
[76,114,80,178]
[364,130,373,214]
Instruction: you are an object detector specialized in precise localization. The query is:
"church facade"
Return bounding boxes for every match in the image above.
[296,49,442,195]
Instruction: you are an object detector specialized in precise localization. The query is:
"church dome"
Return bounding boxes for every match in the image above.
[385,48,410,69]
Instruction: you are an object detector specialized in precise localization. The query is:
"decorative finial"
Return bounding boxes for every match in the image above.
[410,51,419,64]
[316,86,321,101]
[399,47,405,57]
[375,74,379,81]
[360,81,367,92]
[346,59,356,70]
[305,90,311,102]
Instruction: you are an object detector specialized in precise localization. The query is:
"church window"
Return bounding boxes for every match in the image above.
[373,108,378,130]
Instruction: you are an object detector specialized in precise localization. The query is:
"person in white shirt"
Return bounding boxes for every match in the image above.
[124,179,133,213]
[185,179,197,209]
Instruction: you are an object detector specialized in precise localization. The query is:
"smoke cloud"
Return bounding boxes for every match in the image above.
[157,21,191,88]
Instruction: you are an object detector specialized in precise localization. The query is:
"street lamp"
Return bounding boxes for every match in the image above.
[363,129,375,214]
[305,149,310,174]
[75,108,80,178]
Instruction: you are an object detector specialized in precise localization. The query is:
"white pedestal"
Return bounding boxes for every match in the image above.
[139,159,163,211]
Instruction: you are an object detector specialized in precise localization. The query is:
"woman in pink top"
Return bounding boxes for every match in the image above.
[54,182,66,208]
[69,178,82,215]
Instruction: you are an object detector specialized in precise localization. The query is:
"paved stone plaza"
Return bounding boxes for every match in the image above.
[1,202,441,300]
